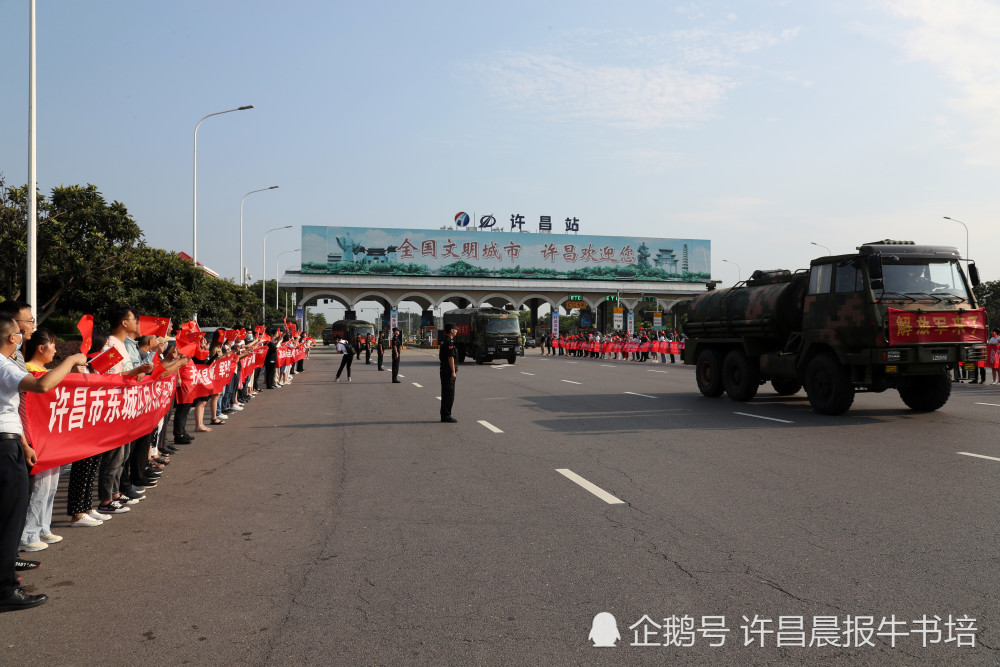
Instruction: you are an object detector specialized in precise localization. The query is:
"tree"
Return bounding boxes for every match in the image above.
[0,179,145,323]
[973,281,1000,332]
[307,311,328,337]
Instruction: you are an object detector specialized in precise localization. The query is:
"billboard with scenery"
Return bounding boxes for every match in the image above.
[301,226,710,282]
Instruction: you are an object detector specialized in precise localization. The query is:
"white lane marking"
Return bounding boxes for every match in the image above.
[521,372,535,376]
[492,364,511,369]
[974,402,1000,407]
[398,374,405,378]
[555,469,625,505]
[958,451,1000,463]
[566,361,579,364]
[625,391,657,399]
[601,364,615,368]
[733,412,793,424]
[561,380,582,385]
[436,397,441,401]
[412,383,422,388]
[647,370,669,374]
[478,420,504,433]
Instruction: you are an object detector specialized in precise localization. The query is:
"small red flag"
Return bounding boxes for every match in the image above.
[225,329,238,341]
[180,320,200,333]
[194,349,209,360]
[139,316,170,338]
[176,330,205,357]
[150,354,167,379]
[88,347,124,374]
[77,314,94,354]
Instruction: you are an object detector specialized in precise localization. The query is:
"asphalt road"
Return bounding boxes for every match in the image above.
[4,347,999,665]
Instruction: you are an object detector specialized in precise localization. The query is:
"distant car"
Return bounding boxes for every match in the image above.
[525,337,536,348]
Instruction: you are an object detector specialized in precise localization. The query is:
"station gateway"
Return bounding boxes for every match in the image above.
[280,225,714,334]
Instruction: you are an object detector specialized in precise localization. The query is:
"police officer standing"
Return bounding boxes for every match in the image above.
[390,327,402,383]
[376,331,386,371]
[439,323,458,423]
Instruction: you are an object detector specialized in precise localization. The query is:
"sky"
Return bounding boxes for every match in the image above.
[3,0,1000,320]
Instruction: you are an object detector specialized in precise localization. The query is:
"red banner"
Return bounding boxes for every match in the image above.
[176,355,241,403]
[550,338,684,355]
[887,308,987,345]
[24,373,177,474]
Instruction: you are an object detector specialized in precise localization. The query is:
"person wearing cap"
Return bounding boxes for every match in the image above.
[335,337,353,383]
[439,324,458,423]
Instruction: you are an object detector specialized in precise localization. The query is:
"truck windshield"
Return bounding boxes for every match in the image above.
[354,326,375,337]
[485,318,521,335]
[881,261,971,300]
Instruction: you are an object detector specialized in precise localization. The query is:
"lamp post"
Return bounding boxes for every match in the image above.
[262,225,293,321]
[943,216,971,272]
[276,248,300,308]
[193,105,253,269]
[722,259,741,283]
[27,0,37,319]
[810,242,832,256]
[240,186,279,285]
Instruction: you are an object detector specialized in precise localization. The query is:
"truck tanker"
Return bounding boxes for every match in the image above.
[443,307,522,364]
[682,240,986,415]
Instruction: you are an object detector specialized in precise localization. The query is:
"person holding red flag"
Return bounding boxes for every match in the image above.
[0,316,87,612]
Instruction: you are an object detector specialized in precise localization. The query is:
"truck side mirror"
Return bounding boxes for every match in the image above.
[969,261,981,287]
[867,254,883,291]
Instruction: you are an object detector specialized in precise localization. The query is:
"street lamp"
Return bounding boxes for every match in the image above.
[722,259,742,283]
[276,248,300,308]
[943,216,971,272]
[193,104,253,269]
[262,225,293,317]
[240,186,279,285]
[810,242,832,256]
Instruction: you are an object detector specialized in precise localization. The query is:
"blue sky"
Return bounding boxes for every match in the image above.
[3,1,1000,319]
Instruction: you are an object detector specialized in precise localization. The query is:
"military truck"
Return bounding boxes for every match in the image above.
[682,240,986,415]
[443,307,522,364]
[326,319,375,345]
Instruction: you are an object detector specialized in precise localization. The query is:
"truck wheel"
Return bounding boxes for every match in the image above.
[458,348,466,364]
[695,349,725,398]
[805,354,855,415]
[722,350,761,402]
[508,354,517,364]
[898,373,951,412]
[476,356,485,365]
[771,378,802,395]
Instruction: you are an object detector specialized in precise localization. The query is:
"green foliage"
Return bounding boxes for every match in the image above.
[307,311,328,337]
[0,177,290,329]
[973,281,1000,331]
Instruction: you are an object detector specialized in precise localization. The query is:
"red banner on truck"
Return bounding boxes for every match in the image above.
[887,308,987,345]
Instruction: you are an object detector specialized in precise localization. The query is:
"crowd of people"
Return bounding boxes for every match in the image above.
[0,300,311,613]
[537,330,686,363]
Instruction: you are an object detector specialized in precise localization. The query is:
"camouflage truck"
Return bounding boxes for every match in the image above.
[682,240,986,415]
[443,307,522,364]
[327,319,375,345]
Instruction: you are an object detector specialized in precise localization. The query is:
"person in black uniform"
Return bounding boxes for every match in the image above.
[390,328,402,383]
[376,332,385,371]
[439,324,458,423]
[264,333,279,389]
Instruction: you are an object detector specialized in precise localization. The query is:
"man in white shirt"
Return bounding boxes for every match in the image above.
[0,316,86,612]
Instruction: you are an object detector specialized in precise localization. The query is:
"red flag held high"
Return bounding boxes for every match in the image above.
[77,314,94,354]
[139,316,171,338]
